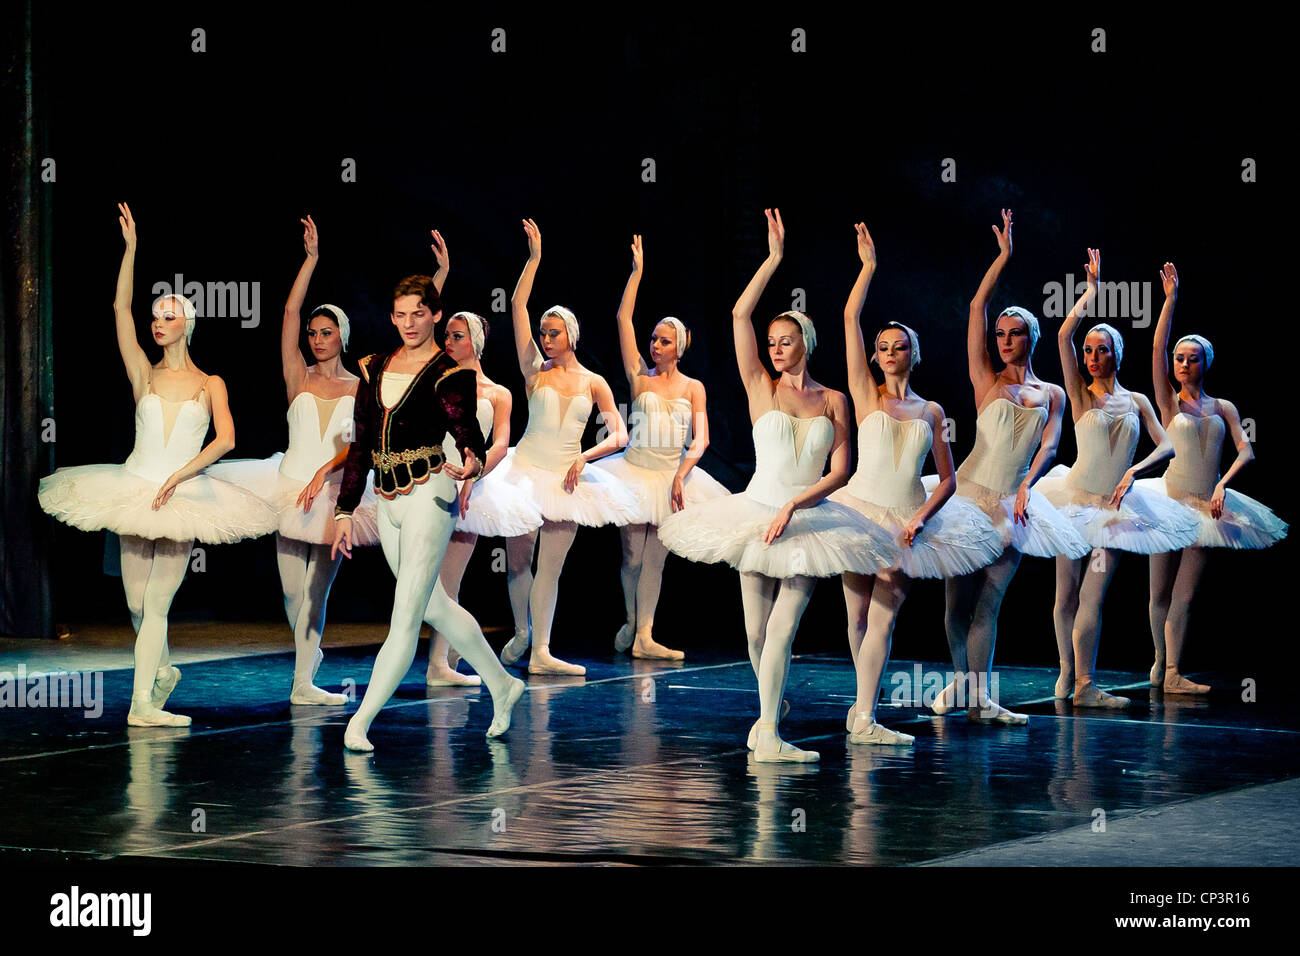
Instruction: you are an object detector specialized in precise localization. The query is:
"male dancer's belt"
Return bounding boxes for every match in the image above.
[372,445,446,499]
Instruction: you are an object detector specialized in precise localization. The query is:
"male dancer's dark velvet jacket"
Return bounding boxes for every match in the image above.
[334,348,486,518]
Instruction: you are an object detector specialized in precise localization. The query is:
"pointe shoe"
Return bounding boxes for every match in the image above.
[931,678,959,716]
[753,721,819,763]
[1072,680,1130,709]
[127,697,191,728]
[425,665,482,688]
[748,700,793,750]
[500,629,530,667]
[527,649,586,676]
[150,665,181,710]
[967,694,1028,726]
[631,625,684,661]
[343,718,374,752]
[614,623,635,654]
[848,713,914,746]
[1149,658,1165,687]
[290,649,349,704]
[845,702,858,732]
[1163,671,1211,695]
[486,677,527,738]
[1054,663,1074,700]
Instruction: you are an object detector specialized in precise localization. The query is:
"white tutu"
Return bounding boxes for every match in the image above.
[1037,464,1200,554]
[206,454,381,546]
[922,474,1091,560]
[657,493,901,578]
[831,484,1003,579]
[38,464,278,545]
[493,448,641,527]
[597,452,731,526]
[455,468,545,538]
[1134,477,1288,550]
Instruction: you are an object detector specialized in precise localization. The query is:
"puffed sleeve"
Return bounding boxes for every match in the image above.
[335,355,376,517]
[436,365,487,472]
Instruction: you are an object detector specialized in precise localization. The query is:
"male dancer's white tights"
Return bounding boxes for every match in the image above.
[120,534,192,724]
[276,535,346,704]
[345,476,522,750]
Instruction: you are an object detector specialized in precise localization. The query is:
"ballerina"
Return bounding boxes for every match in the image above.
[1036,249,1199,708]
[1138,262,1287,693]
[491,219,640,676]
[424,311,544,686]
[38,202,277,726]
[331,274,525,752]
[930,210,1090,726]
[598,234,729,661]
[829,222,1003,745]
[658,208,901,762]
[208,215,393,704]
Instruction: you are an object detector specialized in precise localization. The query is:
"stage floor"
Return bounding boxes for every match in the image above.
[1,641,1296,866]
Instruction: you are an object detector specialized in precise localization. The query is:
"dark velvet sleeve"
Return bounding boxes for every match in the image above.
[436,366,487,471]
[335,358,375,517]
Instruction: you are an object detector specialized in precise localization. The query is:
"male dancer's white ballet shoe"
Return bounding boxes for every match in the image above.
[1054,661,1074,700]
[630,625,684,661]
[753,721,819,763]
[1163,670,1211,695]
[486,677,527,738]
[425,664,483,688]
[343,717,374,752]
[747,700,792,750]
[614,623,635,654]
[527,649,585,676]
[291,649,349,705]
[1072,680,1130,709]
[499,628,530,667]
[967,694,1029,726]
[127,696,191,728]
[150,665,182,710]
[848,713,914,746]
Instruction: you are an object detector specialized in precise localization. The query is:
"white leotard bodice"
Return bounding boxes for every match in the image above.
[279,391,356,482]
[1163,412,1225,499]
[744,409,835,508]
[1066,402,1140,496]
[514,385,592,473]
[957,397,1048,496]
[624,391,693,473]
[844,410,932,511]
[122,383,210,482]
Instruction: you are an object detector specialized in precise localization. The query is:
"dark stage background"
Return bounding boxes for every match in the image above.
[29,9,1290,677]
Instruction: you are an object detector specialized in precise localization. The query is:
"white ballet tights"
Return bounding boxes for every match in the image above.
[345,478,523,750]
[502,520,584,673]
[427,530,481,683]
[943,548,1023,712]
[739,572,816,756]
[1053,551,1125,704]
[842,570,911,721]
[618,524,669,630]
[120,535,192,723]
[276,535,346,704]
[1148,548,1210,692]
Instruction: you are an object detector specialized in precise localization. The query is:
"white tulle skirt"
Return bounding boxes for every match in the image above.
[656,492,901,578]
[455,469,545,538]
[596,452,731,526]
[38,464,278,545]
[205,454,380,546]
[830,485,1003,579]
[921,475,1092,560]
[1036,464,1200,554]
[492,449,641,527]
[1134,477,1288,550]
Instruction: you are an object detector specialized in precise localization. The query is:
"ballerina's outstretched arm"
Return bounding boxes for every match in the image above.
[1150,261,1181,424]
[733,208,786,418]
[968,209,1013,405]
[1057,248,1100,420]
[280,215,319,401]
[615,234,651,386]
[510,219,546,386]
[844,221,884,418]
[430,229,450,294]
[114,203,152,401]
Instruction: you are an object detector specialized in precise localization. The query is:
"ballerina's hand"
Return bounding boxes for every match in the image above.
[764,207,785,259]
[670,474,685,513]
[458,480,473,519]
[902,515,925,548]
[118,202,136,247]
[302,214,319,258]
[855,222,876,271]
[993,208,1013,257]
[1210,482,1226,520]
[298,467,327,511]
[1085,248,1101,286]
[763,501,795,544]
[430,229,449,271]
[1108,469,1135,509]
[1160,261,1178,299]
[563,458,585,494]
[1013,484,1031,525]
[152,473,181,510]
[331,517,353,560]
[630,234,644,274]
[444,448,480,482]
[522,218,541,260]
